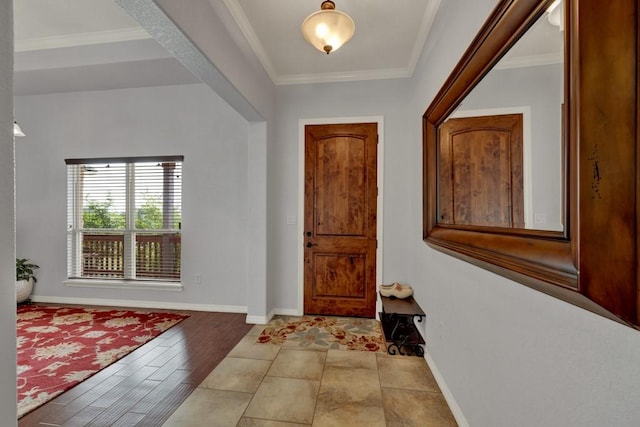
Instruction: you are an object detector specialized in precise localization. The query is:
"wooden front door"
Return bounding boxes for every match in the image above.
[304,123,378,318]
[438,114,524,228]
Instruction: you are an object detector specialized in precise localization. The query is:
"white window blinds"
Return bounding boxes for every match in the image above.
[66,156,183,282]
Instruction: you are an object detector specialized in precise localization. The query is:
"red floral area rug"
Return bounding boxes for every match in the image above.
[257,315,387,353]
[17,304,188,418]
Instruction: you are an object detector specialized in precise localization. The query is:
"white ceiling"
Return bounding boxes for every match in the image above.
[223,0,439,84]
[13,0,562,95]
[13,0,440,94]
[14,0,143,42]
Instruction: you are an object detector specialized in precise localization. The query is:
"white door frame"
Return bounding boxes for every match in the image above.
[297,116,384,315]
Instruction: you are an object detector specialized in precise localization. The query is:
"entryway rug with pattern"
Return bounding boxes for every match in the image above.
[256,315,387,353]
[17,304,189,418]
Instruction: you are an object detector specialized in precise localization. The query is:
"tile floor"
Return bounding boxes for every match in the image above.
[162,324,457,427]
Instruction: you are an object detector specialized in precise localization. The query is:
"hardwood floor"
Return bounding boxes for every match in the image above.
[19,308,253,427]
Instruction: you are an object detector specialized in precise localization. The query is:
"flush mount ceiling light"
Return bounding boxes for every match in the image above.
[14,121,25,137]
[301,0,355,55]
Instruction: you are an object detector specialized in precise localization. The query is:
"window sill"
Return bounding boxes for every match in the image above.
[64,279,183,292]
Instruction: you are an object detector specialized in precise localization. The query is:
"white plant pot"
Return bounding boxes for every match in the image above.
[16,278,33,303]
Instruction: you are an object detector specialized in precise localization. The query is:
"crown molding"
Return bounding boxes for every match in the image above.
[275,67,412,86]
[495,52,563,69]
[407,0,442,76]
[221,0,279,83]
[15,27,151,52]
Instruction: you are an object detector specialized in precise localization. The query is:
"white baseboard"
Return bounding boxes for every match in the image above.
[412,322,468,426]
[425,352,469,427]
[245,314,270,324]
[245,307,302,324]
[30,297,322,328]
[274,308,301,316]
[30,295,248,314]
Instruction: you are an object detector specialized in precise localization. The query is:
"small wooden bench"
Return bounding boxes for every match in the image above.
[379,293,426,356]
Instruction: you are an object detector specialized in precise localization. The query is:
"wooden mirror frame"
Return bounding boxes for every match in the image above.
[423,0,639,327]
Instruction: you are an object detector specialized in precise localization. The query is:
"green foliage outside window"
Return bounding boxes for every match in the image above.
[83,195,180,230]
[135,195,163,230]
[82,197,125,229]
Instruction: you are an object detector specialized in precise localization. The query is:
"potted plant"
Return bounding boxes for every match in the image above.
[16,258,38,303]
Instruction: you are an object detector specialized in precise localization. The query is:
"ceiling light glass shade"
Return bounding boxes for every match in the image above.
[301,1,355,54]
[13,121,25,137]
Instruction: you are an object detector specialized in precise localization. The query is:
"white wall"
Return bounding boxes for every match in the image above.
[407,0,640,425]
[246,121,268,321]
[271,79,412,311]
[15,83,252,310]
[0,0,17,423]
[114,0,273,319]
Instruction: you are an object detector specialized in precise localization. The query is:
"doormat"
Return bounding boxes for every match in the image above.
[256,315,386,353]
[17,304,189,418]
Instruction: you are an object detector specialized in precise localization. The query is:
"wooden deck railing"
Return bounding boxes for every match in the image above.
[82,233,181,280]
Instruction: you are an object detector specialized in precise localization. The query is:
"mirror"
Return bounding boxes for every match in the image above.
[423,0,578,292]
[424,0,640,328]
[440,7,565,231]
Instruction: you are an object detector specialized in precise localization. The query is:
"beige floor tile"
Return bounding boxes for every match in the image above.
[318,366,382,404]
[268,349,326,380]
[324,349,377,370]
[161,388,252,427]
[199,356,272,393]
[313,399,386,427]
[228,335,282,360]
[281,340,330,351]
[377,354,440,392]
[382,388,457,426]
[238,418,309,426]
[244,376,320,424]
[164,322,460,427]
[246,324,267,337]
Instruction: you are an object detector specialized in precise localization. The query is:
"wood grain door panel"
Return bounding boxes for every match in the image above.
[315,136,366,236]
[304,123,377,318]
[439,114,524,228]
[313,254,366,298]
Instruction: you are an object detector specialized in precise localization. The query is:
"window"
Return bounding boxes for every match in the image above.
[66,156,183,283]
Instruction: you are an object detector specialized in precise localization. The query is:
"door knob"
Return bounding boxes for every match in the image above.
[306,241,316,248]
[305,231,312,237]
